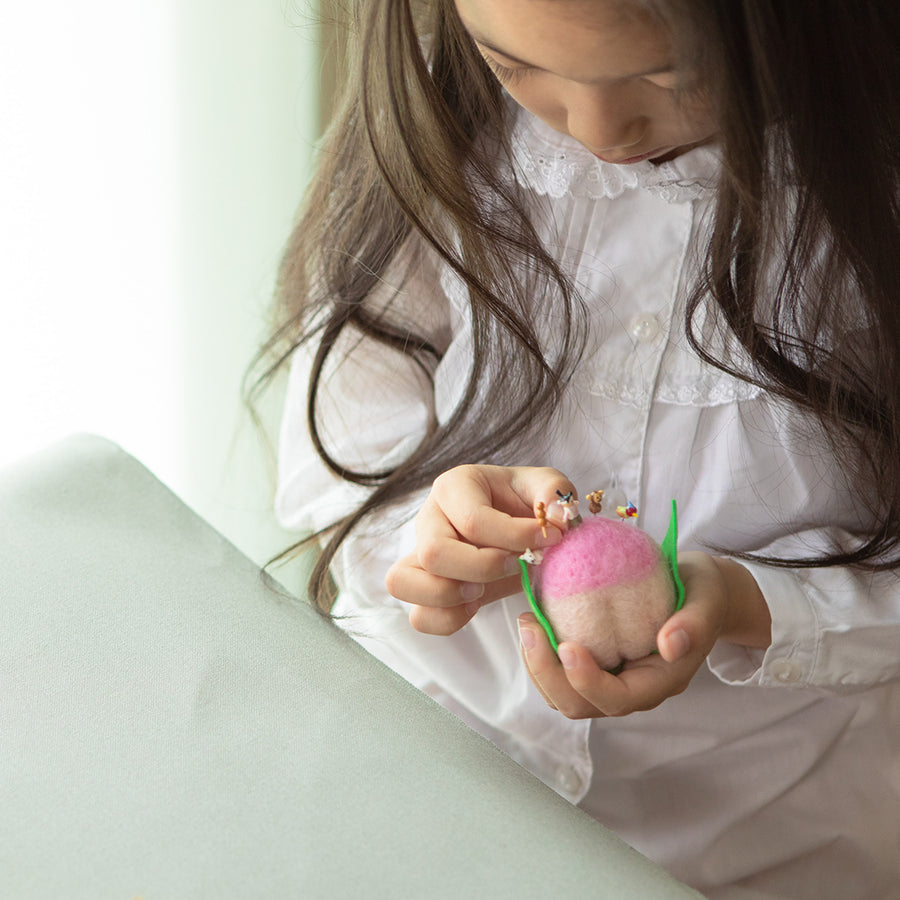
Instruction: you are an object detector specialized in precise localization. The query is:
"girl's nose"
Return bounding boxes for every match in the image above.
[565,83,647,156]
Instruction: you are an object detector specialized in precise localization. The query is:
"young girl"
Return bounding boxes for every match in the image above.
[262,1,900,896]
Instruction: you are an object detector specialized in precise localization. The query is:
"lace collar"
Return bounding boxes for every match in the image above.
[509,107,720,205]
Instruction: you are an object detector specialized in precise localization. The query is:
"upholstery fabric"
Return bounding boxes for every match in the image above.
[0,434,699,898]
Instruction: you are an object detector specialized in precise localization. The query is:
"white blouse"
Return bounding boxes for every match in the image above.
[276,107,900,899]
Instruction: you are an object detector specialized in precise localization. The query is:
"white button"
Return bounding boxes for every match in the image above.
[770,659,802,684]
[629,313,661,344]
[556,767,583,795]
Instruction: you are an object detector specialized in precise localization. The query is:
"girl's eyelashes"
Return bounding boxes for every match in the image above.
[644,70,702,96]
[481,52,690,94]
[644,71,681,91]
[480,54,532,86]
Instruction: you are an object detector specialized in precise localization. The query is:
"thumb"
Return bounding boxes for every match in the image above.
[656,552,729,663]
[657,623,692,663]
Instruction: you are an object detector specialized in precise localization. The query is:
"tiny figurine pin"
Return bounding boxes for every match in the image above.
[519,547,544,565]
[616,500,638,519]
[535,500,564,538]
[585,490,604,515]
[555,490,583,527]
[535,501,549,538]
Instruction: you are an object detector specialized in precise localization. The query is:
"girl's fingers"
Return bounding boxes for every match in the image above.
[407,600,481,636]
[387,465,583,636]
[400,574,525,636]
[386,553,522,611]
[518,614,608,719]
[562,651,691,717]
[414,496,527,583]
[428,465,576,554]
[518,614,699,718]
[412,478,567,585]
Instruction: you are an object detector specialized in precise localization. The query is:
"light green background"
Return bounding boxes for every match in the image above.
[1,1,322,583]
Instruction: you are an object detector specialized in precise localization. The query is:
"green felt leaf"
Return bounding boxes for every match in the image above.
[519,558,559,652]
[660,499,685,611]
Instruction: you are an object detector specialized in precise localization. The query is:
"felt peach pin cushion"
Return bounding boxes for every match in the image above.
[519,498,685,672]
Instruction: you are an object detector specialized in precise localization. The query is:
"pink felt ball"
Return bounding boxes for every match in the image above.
[536,517,676,670]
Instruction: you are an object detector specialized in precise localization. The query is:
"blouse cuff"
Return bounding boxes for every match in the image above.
[706,561,818,689]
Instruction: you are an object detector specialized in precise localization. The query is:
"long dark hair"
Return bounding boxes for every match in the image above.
[248,0,900,612]
[678,0,900,568]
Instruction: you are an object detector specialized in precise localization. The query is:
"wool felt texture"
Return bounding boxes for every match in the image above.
[537,517,677,670]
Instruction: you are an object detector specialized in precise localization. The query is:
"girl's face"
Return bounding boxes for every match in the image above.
[455,0,717,164]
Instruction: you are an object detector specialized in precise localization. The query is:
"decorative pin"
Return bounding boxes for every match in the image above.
[585,490,604,515]
[555,490,583,528]
[616,500,638,519]
[534,500,564,539]
[535,501,549,538]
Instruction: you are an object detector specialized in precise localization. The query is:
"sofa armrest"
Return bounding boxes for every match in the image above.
[0,434,701,899]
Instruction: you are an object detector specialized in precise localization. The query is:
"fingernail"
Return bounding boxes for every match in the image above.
[558,645,577,669]
[504,555,521,575]
[519,623,536,651]
[460,582,484,601]
[667,628,691,661]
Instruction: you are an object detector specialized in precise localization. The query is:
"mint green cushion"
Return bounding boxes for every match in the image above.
[0,434,700,899]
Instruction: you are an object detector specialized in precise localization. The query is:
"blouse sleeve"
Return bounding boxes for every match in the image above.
[707,530,900,693]
[275,239,451,544]
[274,243,540,731]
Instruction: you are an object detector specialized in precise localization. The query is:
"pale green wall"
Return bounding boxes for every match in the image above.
[0,1,323,583]
[170,2,321,578]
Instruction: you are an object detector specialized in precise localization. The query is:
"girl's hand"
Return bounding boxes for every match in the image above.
[385,465,573,635]
[518,552,772,718]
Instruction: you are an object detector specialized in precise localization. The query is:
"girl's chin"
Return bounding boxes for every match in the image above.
[592,138,715,166]
[592,148,669,165]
